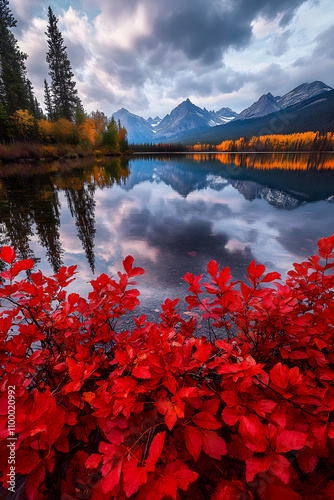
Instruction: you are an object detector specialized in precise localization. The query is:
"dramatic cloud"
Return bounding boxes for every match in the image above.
[10,0,334,117]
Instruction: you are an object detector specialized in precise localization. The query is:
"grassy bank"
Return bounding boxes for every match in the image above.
[0,142,127,164]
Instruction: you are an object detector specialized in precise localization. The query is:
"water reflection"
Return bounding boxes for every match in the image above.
[0,157,130,272]
[0,153,333,319]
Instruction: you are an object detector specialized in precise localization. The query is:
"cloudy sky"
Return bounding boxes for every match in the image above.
[10,0,334,118]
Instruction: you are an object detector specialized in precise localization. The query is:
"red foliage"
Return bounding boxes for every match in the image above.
[0,236,334,499]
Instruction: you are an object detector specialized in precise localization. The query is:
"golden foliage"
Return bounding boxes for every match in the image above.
[11,109,35,137]
[188,132,334,153]
[38,119,53,142]
[78,118,97,145]
[51,118,74,143]
[213,132,334,152]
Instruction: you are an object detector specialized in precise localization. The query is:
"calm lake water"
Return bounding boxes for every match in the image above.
[0,152,333,323]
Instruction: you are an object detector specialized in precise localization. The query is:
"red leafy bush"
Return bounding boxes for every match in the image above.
[0,236,334,499]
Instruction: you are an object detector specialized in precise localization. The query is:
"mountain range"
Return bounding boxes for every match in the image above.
[113,100,237,143]
[112,81,333,144]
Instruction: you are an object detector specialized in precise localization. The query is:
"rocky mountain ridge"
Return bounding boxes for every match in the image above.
[237,81,332,120]
[112,80,332,144]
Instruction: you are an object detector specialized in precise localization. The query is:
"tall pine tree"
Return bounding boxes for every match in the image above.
[45,7,81,122]
[0,0,32,116]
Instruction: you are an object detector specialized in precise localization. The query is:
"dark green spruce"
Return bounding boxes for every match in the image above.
[45,6,81,121]
[0,0,37,139]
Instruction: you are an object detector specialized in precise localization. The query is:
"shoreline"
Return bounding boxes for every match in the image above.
[1,144,334,165]
[0,143,130,165]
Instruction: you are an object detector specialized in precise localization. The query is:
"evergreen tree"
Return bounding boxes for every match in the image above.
[0,101,11,140]
[74,100,86,125]
[44,79,54,120]
[45,7,81,122]
[0,0,31,116]
[101,117,118,150]
[26,79,34,113]
[0,0,15,27]
[34,97,44,119]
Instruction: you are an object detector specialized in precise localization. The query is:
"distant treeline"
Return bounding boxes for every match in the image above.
[131,132,334,154]
[130,142,189,152]
[189,132,334,152]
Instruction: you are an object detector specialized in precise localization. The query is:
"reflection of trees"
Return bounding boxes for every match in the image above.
[0,156,131,275]
[188,152,334,171]
[32,179,63,272]
[54,157,131,191]
[0,175,63,271]
[0,180,34,262]
[57,157,131,273]
[65,185,96,273]
[98,157,131,188]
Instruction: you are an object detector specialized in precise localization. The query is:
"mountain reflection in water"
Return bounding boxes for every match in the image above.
[0,153,333,322]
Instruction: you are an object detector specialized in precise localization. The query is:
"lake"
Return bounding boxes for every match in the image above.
[0,152,333,324]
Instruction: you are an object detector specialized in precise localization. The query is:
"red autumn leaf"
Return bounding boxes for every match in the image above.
[222,405,245,426]
[247,453,291,485]
[275,430,308,453]
[101,462,122,494]
[246,455,273,482]
[132,365,151,379]
[200,398,220,414]
[318,235,334,258]
[193,340,212,362]
[85,454,102,469]
[260,272,281,283]
[0,246,16,264]
[248,398,277,417]
[177,387,199,400]
[270,454,291,484]
[192,411,221,430]
[129,266,145,278]
[1,259,34,280]
[156,397,185,430]
[105,428,124,445]
[171,463,199,491]
[201,430,227,459]
[269,363,302,391]
[184,425,203,461]
[247,260,265,280]
[240,282,252,301]
[146,431,166,471]
[163,460,199,495]
[136,460,198,500]
[238,414,267,452]
[312,425,328,448]
[122,457,147,496]
[123,255,134,274]
[11,259,34,276]
[207,260,219,277]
